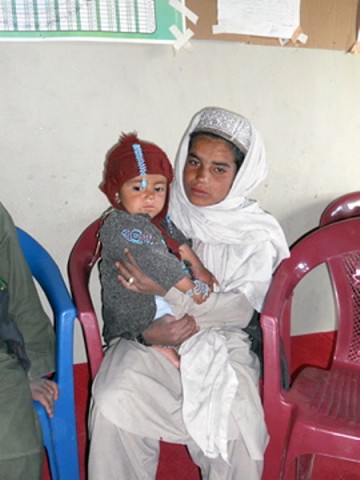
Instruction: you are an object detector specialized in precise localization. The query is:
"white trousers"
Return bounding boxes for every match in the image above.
[88,292,265,479]
[88,406,263,480]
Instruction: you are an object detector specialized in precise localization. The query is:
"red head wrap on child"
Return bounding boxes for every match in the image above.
[100,133,181,255]
[100,132,173,209]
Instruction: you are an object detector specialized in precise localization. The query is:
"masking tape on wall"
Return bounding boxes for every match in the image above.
[291,26,308,45]
[350,42,360,54]
[168,0,197,51]
[169,24,194,51]
[168,0,198,25]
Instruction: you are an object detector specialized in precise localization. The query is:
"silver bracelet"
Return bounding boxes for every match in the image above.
[185,280,209,299]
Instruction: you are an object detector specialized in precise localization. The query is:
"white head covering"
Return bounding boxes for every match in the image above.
[169,107,289,311]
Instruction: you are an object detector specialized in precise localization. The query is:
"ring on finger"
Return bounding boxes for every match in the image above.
[127,276,134,286]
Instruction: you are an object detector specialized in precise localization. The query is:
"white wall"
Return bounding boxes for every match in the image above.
[1,39,359,362]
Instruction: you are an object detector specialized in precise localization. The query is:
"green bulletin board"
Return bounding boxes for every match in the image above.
[0,0,184,41]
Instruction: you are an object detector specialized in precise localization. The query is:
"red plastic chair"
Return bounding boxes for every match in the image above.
[320,191,360,226]
[68,218,103,379]
[261,217,360,480]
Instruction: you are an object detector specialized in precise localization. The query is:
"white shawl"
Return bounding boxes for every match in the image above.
[169,107,289,311]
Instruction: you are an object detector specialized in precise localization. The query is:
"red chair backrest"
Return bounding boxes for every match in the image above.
[261,217,360,403]
[68,218,104,379]
[320,191,360,226]
[319,192,360,365]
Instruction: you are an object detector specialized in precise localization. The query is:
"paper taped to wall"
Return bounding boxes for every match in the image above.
[212,0,301,40]
[0,0,184,42]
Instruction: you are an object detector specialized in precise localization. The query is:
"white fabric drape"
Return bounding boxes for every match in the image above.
[179,327,268,463]
[179,329,239,463]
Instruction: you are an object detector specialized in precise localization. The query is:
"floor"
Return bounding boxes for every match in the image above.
[43,331,360,479]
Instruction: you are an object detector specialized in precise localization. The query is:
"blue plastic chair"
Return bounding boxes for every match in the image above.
[16,227,80,480]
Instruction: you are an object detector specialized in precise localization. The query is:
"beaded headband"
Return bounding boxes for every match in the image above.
[132,143,148,189]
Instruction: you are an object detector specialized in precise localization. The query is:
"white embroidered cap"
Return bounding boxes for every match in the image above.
[193,107,252,154]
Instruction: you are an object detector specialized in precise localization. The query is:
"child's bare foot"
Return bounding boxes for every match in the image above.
[152,345,180,368]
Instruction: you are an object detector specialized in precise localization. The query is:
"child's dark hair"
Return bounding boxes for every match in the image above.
[189,131,245,172]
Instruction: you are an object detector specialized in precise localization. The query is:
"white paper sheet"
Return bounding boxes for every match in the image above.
[213,0,301,40]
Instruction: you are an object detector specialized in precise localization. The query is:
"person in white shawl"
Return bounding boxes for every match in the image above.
[88,107,290,480]
[170,107,288,311]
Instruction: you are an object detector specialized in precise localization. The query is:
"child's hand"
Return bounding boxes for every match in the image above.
[191,292,207,305]
[192,266,219,292]
[30,378,59,417]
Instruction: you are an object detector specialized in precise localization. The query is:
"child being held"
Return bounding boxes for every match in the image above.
[98,133,215,366]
